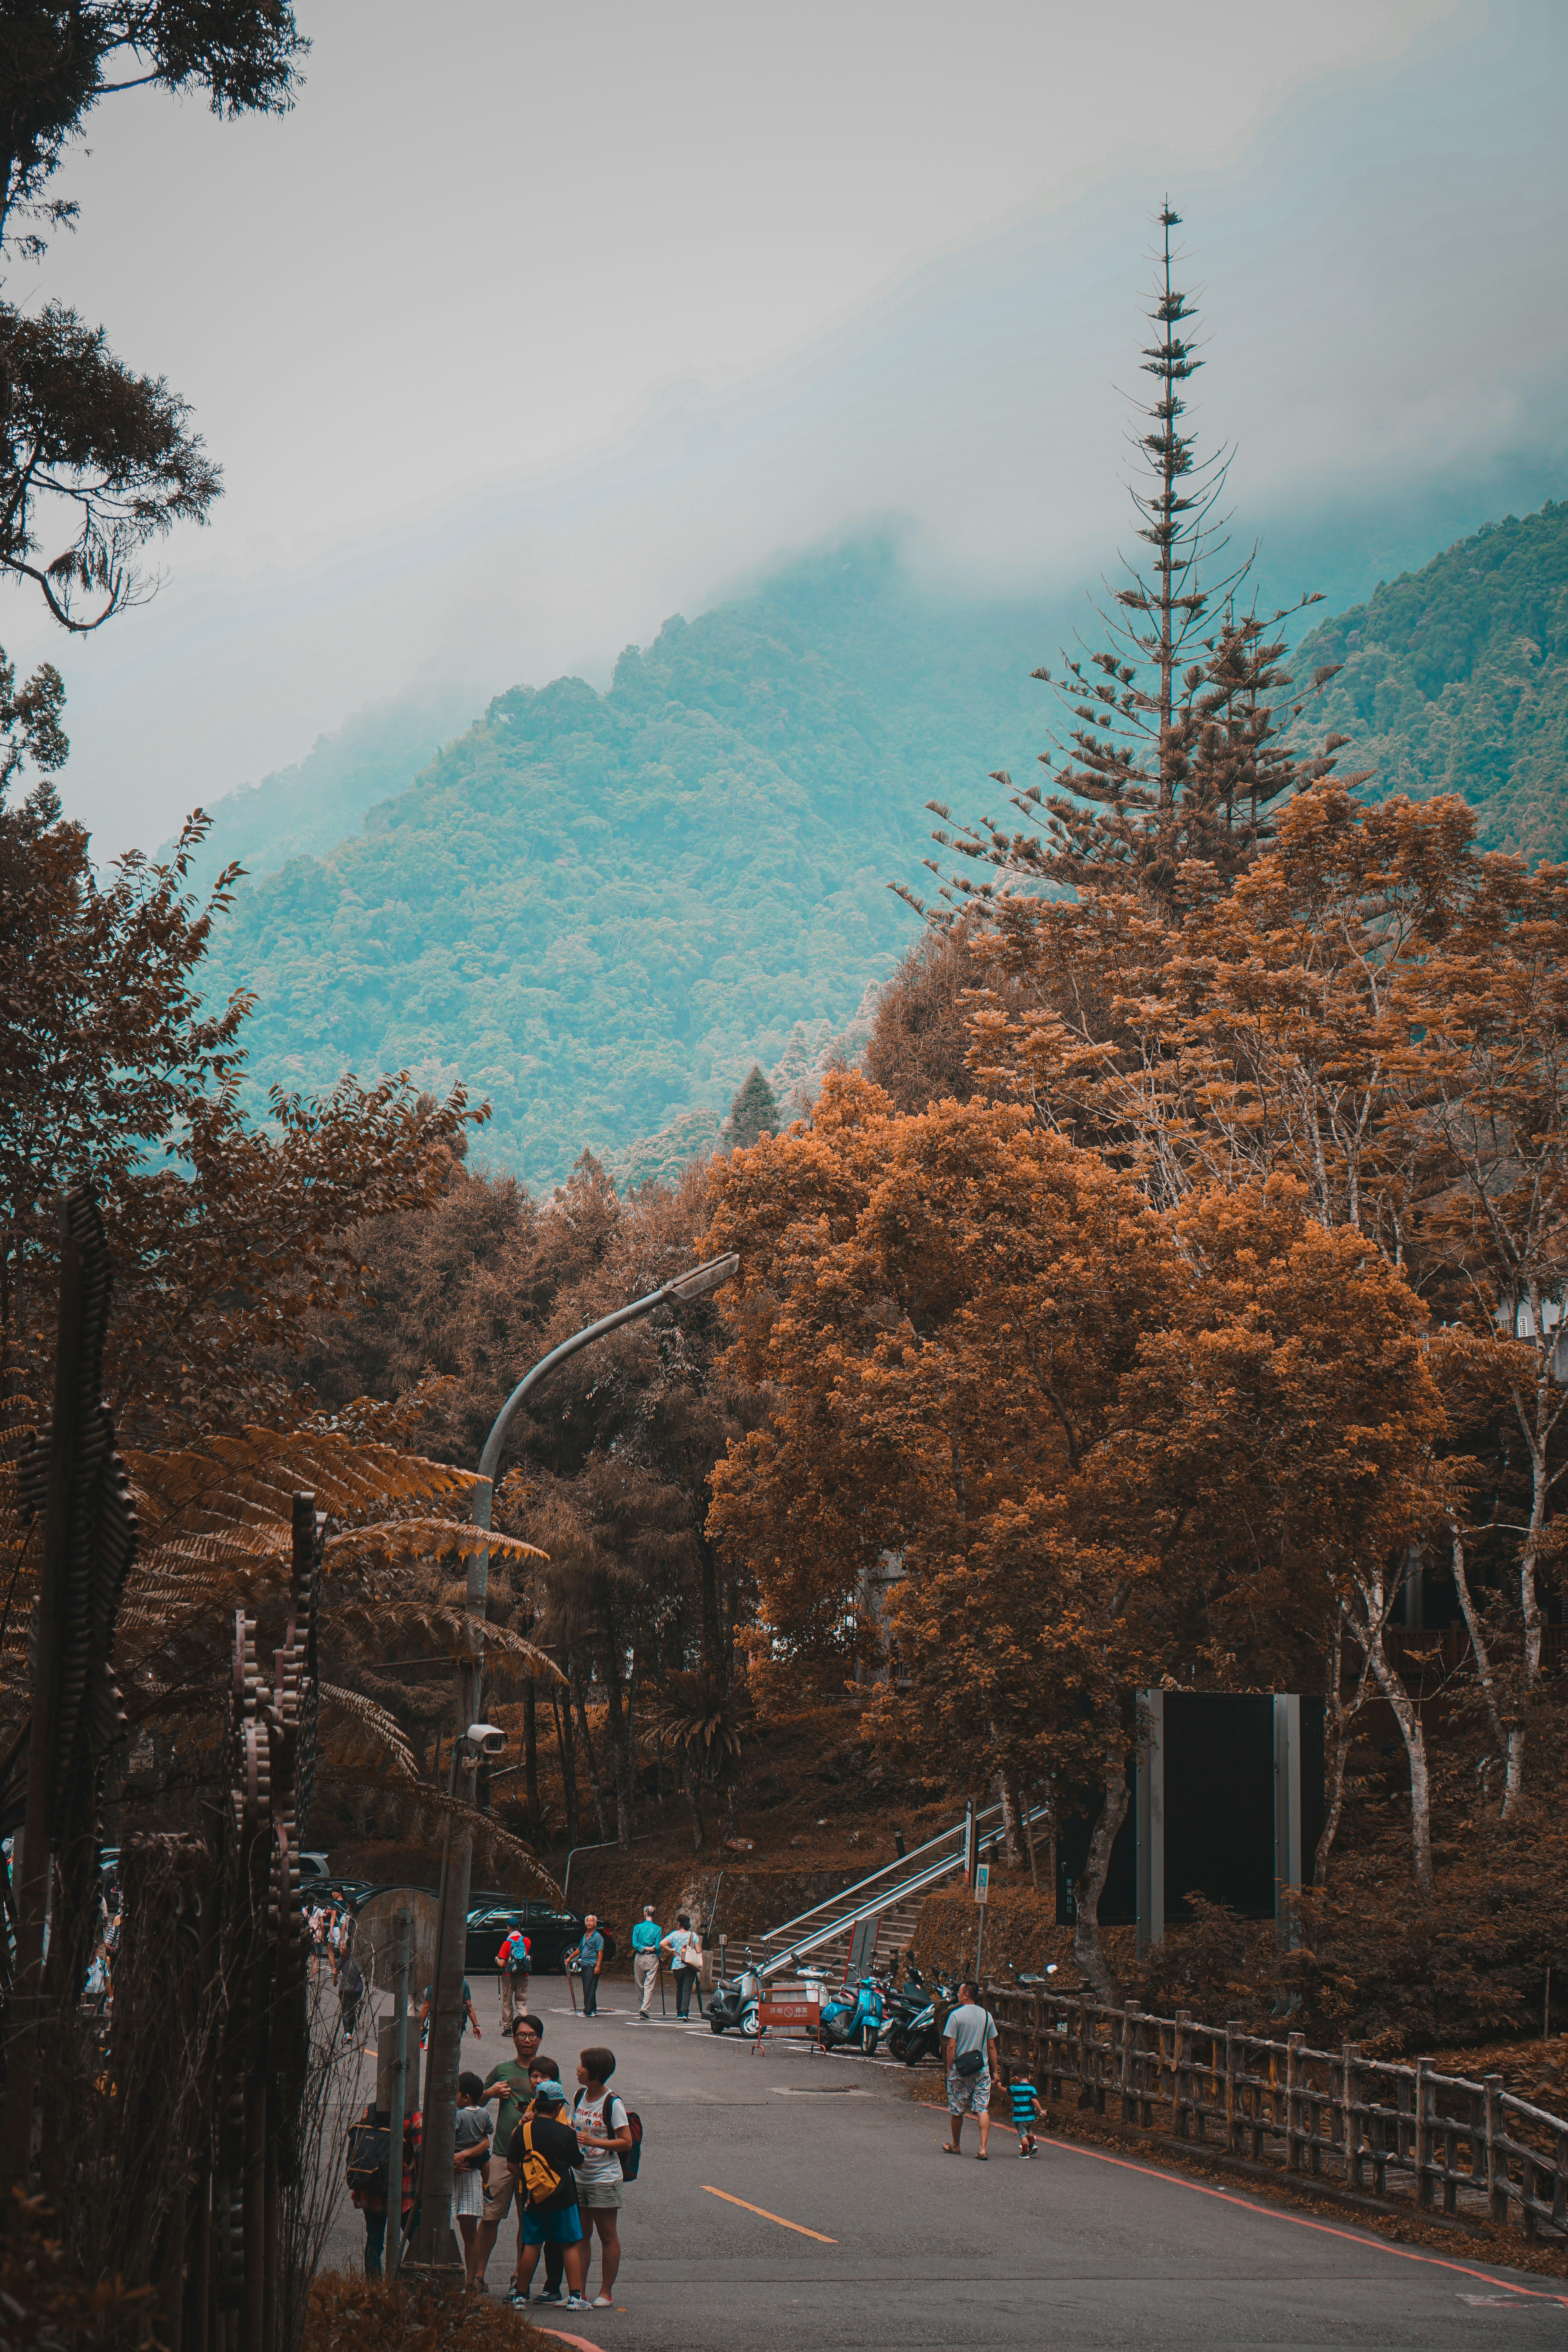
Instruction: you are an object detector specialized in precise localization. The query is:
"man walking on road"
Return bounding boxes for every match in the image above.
[577,1915,605,2017]
[630,1907,661,2019]
[942,1978,999,2159]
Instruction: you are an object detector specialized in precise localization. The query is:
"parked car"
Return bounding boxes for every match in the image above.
[299,1874,380,1912]
[463,1897,616,1977]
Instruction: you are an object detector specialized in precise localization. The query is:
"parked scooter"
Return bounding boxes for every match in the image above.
[900,1976,958,2068]
[878,1967,934,2061]
[818,1972,887,2054]
[708,1961,764,2037]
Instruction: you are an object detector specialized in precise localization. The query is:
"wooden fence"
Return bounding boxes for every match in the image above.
[987,1987,1568,2245]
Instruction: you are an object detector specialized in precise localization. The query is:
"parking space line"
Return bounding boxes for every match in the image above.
[702,2185,838,2243]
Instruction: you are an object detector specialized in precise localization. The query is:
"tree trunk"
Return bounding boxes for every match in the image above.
[1312,1607,1370,1891]
[600,1617,635,1854]
[569,1653,608,1842]
[1350,1588,1434,1898]
[553,1688,580,1848]
[995,1771,1022,1869]
[681,1752,706,1854]
[523,1676,539,1822]
[1072,1754,1128,2003]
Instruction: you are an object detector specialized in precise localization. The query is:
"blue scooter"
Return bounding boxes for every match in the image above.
[818,1972,887,2054]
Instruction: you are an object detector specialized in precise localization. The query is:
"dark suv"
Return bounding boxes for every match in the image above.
[464,1895,615,1976]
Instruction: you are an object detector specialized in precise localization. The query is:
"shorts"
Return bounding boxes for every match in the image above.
[947,2064,992,2116]
[517,2205,584,2248]
[453,2165,484,2218]
[577,2179,623,2209]
[481,2160,519,2224]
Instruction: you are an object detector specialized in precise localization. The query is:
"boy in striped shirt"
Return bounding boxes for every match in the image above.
[1006,2066,1041,2157]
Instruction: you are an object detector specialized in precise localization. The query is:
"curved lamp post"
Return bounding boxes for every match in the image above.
[411,1250,739,2269]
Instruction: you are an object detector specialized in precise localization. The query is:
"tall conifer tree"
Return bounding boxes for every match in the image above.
[724,1064,781,1152]
[927,205,1341,914]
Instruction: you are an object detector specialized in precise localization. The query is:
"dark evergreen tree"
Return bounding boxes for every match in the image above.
[724,1064,780,1152]
[925,205,1342,915]
[0,5,307,628]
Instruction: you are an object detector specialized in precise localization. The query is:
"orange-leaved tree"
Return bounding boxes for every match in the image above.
[706,1072,1181,1991]
[1085,1177,1450,1895]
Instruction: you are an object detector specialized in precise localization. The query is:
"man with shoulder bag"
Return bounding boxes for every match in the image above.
[941,1978,999,2159]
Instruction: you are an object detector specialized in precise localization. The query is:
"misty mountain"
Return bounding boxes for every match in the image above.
[196,537,1070,1185]
[1298,500,1568,862]
[196,503,1567,1188]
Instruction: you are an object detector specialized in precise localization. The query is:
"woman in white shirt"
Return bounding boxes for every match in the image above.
[660,1913,703,2019]
[572,2047,633,2308]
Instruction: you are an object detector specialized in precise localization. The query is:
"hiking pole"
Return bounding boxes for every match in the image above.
[659,1963,666,2018]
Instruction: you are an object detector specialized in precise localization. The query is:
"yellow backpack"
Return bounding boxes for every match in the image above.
[519,2120,562,2207]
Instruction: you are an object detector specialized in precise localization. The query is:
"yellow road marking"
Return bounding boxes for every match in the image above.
[701,2185,838,2243]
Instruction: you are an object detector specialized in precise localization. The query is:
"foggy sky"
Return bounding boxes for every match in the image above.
[4,0,1565,853]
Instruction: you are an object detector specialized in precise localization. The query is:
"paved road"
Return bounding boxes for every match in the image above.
[323,1975,1567,2351]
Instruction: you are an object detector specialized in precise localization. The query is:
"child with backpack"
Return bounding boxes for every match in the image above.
[571,2045,637,2308]
[507,2080,588,2312]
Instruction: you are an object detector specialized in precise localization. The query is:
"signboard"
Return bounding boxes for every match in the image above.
[964,1802,976,1887]
[759,1999,818,2032]
[974,1862,990,1906]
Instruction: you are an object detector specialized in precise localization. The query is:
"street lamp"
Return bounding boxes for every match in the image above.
[410,1250,739,2268]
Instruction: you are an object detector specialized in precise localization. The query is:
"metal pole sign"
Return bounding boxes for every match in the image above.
[974,1862,989,1906]
[964,1801,976,1889]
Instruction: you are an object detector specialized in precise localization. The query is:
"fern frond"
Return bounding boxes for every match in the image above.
[318,1766,563,1899]
[127,1428,480,1542]
[319,1683,417,1778]
[325,1519,549,1569]
[323,1599,564,1679]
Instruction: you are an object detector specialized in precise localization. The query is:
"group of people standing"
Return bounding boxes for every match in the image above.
[629,1907,704,2018]
[351,2010,634,2312]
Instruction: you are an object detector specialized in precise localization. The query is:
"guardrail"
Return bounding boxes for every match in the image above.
[758,1797,1049,1965]
[989,1987,1568,2245]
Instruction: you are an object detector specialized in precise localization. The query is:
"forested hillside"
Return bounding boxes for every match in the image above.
[171,685,478,889]
[196,504,1568,1185]
[1298,500,1568,861]
[197,539,1065,1183]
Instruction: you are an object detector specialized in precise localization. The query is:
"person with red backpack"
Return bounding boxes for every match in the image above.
[571,2046,637,2309]
[496,1924,531,2031]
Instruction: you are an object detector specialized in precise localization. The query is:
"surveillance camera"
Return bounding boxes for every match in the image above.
[466,1723,507,1757]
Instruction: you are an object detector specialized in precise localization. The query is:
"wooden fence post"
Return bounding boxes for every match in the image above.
[1122,2002,1140,2123]
[1175,2010,1192,2142]
[1287,2033,1304,2172]
[1414,2060,1434,2212]
[1225,2021,1242,2156]
[1343,2045,1361,2190]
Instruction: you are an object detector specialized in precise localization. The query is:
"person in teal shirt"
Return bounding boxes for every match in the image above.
[630,1906,662,2019]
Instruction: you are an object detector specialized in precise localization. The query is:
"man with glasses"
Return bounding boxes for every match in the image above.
[474,2014,545,2283]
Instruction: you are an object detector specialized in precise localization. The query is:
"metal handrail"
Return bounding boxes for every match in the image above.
[759,1796,1045,1953]
[755,1798,1051,1982]
[758,1851,972,1981]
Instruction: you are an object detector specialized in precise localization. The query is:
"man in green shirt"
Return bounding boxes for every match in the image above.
[473,2014,544,2277]
[630,1906,662,2019]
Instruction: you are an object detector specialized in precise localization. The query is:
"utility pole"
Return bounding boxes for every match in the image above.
[410,1252,739,2267]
